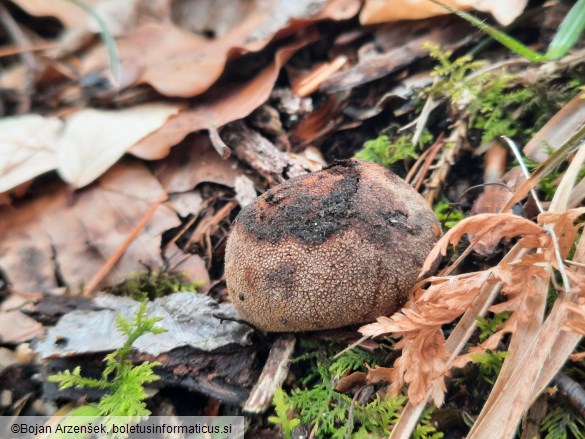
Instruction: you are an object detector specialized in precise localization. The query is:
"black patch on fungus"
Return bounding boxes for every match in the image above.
[235,159,420,246]
[236,160,361,245]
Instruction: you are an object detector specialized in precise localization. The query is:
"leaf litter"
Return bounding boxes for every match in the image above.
[0,0,584,437]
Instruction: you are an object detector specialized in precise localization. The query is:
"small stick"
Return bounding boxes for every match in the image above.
[413,132,445,192]
[83,191,167,295]
[244,334,296,414]
[0,41,56,58]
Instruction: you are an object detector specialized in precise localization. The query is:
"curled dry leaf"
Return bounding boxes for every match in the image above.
[360,0,528,26]
[82,0,359,98]
[537,207,585,258]
[361,271,493,404]
[131,32,317,160]
[524,93,585,163]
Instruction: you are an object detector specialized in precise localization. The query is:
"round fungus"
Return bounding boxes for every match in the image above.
[224,159,441,332]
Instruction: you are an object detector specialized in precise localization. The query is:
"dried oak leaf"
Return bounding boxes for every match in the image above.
[130,33,317,160]
[0,162,180,293]
[152,134,247,192]
[82,0,359,98]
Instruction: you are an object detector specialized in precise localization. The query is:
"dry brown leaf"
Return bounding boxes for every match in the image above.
[524,93,585,163]
[465,143,585,439]
[11,0,170,61]
[361,271,495,405]
[10,0,169,36]
[82,0,358,98]
[153,134,247,192]
[131,33,317,160]
[538,208,585,259]
[172,0,359,42]
[563,301,585,335]
[361,206,584,410]
[0,104,179,193]
[57,103,180,188]
[82,22,226,97]
[0,295,44,343]
[360,0,528,26]
[0,162,180,293]
[0,114,62,193]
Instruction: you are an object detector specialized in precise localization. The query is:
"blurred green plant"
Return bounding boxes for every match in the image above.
[429,0,585,62]
[66,0,119,84]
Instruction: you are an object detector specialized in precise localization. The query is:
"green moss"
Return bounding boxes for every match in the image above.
[425,44,486,105]
[426,44,584,146]
[469,73,536,143]
[355,130,432,167]
[270,347,444,438]
[108,271,204,301]
[476,312,510,343]
[433,199,464,229]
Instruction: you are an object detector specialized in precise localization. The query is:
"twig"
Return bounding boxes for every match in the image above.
[413,132,444,192]
[244,335,296,414]
[0,41,57,58]
[83,191,167,295]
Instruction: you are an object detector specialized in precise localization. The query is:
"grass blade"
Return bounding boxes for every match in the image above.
[545,0,585,60]
[427,0,546,62]
[66,0,120,86]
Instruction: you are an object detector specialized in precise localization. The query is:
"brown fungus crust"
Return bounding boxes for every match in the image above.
[224,159,441,332]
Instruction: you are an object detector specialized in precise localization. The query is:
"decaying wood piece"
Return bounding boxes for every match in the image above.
[244,334,296,414]
[221,121,308,185]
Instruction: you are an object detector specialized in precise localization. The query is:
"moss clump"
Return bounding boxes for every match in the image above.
[433,199,464,229]
[108,271,203,301]
[355,130,433,168]
[270,346,444,439]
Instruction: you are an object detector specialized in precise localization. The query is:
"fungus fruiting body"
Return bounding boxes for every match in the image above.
[225,159,441,332]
